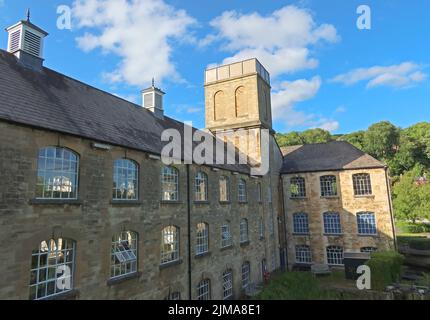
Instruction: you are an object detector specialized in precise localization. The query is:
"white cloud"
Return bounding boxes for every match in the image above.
[113,93,139,104]
[72,0,196,87]
[186,107,202,114]
[270,76,338,132]
[335,106,346,113]
[205,5,339,77]
[331,62,427,88]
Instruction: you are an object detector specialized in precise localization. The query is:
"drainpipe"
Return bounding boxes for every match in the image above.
[186,164,192,300]
[384,166,397,251]
[278,175,288,271]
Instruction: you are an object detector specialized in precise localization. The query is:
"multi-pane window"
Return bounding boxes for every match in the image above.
[36,147,79,199]
[219,176,229,202]
[357,212,377,235]
[238,179,247,202]
[29,238,75,300]
[290,177,306,198]
[195,172,208,201]
[165,291,181,300]
[323,212,342,234]
[257,182,262,202]
[259,217,265,239]
[113,159,138,200]
[293,213,309,234]
[111,231,138,279]
[196,223,209,255]
[161,226,179,264]
[360,247,377,253]
[240,219,249,243]
[221,223,232,248]
[161,166,179,201]
[222,270,233,300]
[320,175,337,197]
[197,279,211,300]
[326,246,344,265]
[295,245,312,264]
[242,262,250,289]
[353,173,372,196]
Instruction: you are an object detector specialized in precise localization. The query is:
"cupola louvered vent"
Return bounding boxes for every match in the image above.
[8,30,21,52]
[23,30,42,57]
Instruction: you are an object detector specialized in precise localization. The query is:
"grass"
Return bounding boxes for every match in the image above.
[253,271,357,300]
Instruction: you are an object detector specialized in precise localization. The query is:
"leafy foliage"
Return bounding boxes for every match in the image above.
[365,251,404,291]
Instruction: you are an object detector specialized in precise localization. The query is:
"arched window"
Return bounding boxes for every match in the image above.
[323,212,342,234]
[222,269,233,300]
[352,173,372,196]
[238,179,247,203]
[235,86,248,117]
[326,246,344,265]
[161,226,179,264]
[195,172,208,201]
[290,177,306,198]
[295,245,312,264]
[196,222,209,255]
[111,231,138,279]
[293,213,309,234]
[320,175,337,197]
[29,238,75,300]
[219,176,230,202]
[240,219,249,243]
[356,212,377,235]
[112,159,138,200]
[241,262,251,289]
[214,91,225,121]
[161,166,179,201]
[36,147,79,199]
[197,279,211,300]
[221,222,232,248]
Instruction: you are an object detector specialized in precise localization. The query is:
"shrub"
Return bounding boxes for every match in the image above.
[366,251,404,291]
[396,221,430,234]
[409,238,430,251]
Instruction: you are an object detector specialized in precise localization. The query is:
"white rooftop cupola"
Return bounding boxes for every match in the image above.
[142,78,165,119]
[5,9,48,70]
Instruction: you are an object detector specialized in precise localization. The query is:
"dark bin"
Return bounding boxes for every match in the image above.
[343,252,370,280]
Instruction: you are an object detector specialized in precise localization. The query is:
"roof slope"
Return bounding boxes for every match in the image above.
[281,141,385,174]
[0,50,248,173]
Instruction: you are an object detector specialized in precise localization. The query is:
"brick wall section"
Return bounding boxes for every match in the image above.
[282,169,395,268]
[0,121,280,299]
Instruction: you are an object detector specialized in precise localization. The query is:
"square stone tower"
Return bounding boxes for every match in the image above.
[204,58,272,165]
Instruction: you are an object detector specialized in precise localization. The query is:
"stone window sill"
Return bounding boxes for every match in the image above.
[40,289,79,300]
[194,201,210,205]
[195,252,211,259]
[240,241,250,247]
[29,199,82,205]
[159,258,183,270]
[110,200,142,206]
[238,201,248,205]
[160,200,183,205]
[290,197,307,200]
[220,245,233,251]
[354,195,375,199]
[107,272,140,286]
[219,201,231,205]
[320,196,339,199]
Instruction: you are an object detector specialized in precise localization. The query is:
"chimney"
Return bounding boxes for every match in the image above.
[5,9,48,71]
[142,78,165,119]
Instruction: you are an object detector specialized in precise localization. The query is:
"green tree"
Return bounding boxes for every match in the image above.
[339,131,365,150]
[300,128,332,144]
[275,132,304,147]
[363,121,399,160]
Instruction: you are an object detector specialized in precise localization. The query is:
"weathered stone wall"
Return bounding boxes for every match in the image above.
[282,169,395,268]
[0,121,280,300]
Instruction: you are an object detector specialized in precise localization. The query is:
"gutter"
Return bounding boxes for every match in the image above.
[278,175,288,271]
[384,166,398,251]
[186,164,192,300]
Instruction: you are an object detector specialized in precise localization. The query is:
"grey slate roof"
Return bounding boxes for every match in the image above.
[281,141,385,174]
[0,50,249,174]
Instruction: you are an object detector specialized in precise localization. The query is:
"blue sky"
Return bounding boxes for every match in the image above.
[1,0,429,134]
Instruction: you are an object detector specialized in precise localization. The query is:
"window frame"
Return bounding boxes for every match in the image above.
[352,173,373,196]
[112,158,139,201]
[239,219,249,244]
[293,212,310,234]
[161,166,179,201]
[29,238,75,300]
[290,177,306,198]
[323,212,342,235]
[326,246,344,265]
[160,226,180,265]
[197,279,211,300]
[110,231,138,279]
[196,222,209,255]
[219,176,230,202]
[295,245,312,264]
[320,175,338,197]
[238,179,247,203]
[36,147,79,200]
[222,269,233,300]
[195,172,208,202]
[221,223,232,248]
[241,262,251,289]
[356,212,377,235]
